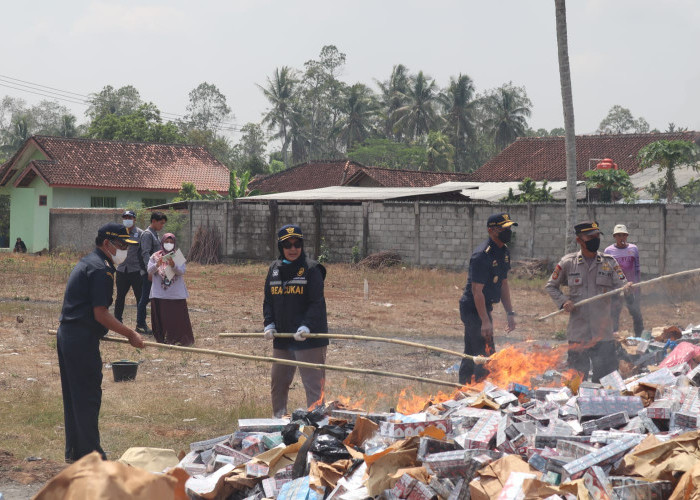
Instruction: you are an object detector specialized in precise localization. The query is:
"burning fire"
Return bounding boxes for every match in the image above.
[316,345,579,417]
[395,344,575,415]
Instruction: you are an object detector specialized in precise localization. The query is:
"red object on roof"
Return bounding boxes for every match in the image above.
[248,160,474,194]
[595,158,618,170]
[467,132,700,182]
[0,136,230,193]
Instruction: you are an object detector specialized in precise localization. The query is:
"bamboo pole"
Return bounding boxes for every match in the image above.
[220,332,475,360]
[538,267,700,321]
[78,334,468,389]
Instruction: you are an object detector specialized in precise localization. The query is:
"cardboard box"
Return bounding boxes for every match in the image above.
[577,396,644,419]
[380,419,452,438]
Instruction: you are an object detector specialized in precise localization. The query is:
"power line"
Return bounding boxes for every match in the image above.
[0,74,246,132]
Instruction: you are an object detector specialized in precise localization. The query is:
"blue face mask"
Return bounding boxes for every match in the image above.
[282,259,292,264]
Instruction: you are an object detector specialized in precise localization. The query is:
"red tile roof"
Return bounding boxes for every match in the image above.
[468,132,700,182]
[248,159,474,194]
[3,136,230,192]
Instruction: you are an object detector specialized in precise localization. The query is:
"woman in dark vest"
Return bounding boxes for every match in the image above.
[263,224,328,418]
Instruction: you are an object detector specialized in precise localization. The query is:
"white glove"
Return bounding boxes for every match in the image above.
[294,325,310,341]
[264,324,276,340]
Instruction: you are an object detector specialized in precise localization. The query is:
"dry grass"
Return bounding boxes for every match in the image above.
[1,253,699,465]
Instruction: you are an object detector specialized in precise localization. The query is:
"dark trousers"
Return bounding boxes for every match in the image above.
[611,293,644,336]
[57,323,106,462]
[114,271,142,323]
[136,274,152,328]
[568,340,618,383]
[458,301,494,385]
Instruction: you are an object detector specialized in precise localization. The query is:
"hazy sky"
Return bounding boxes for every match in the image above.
[2,0,698,143]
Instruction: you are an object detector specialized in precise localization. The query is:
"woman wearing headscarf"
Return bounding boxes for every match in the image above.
[263,224,328,418]
[147,233,194,346]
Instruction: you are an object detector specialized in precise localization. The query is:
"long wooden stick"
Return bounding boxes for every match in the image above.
[220,332,474,360]
[538,267,700,321]
[94,335,466,389]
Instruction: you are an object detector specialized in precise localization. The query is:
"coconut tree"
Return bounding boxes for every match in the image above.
[376,64,410,141]
[638,140,700,201]
[392,71,440,142]
[482,83,532,152]
[334,83,378,151]
[554,0,577,251]
[258,66,298,167]
[440,74,477,172]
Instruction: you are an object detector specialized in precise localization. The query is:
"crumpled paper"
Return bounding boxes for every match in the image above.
[617,430,700,483]
[34,451,178,500]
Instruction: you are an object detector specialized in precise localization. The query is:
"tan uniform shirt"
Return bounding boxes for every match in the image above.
[545,251,627,342]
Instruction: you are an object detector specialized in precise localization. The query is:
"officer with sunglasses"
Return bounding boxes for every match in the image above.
[263,224,328,417]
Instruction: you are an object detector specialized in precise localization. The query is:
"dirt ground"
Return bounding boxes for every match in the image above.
[1,254,698,498]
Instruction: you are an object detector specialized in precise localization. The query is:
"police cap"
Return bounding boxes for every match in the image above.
[97,222,138,244]
[278,224,303,242]
[487,213,518,228]
[574,220,603,235]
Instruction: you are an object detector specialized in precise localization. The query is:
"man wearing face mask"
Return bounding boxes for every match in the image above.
[458,213,517,385]
[545,221,630,382]
[57,223,145,463]
[114,210,144,326]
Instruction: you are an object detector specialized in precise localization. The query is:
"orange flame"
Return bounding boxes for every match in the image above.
[395,344,575,415]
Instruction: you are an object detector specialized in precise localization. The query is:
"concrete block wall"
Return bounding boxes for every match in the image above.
[320,204,363,262]
[49,208,124,253]
[65,200,696,277]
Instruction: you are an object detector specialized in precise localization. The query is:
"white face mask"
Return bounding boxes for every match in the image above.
[123,219,134,228]
[163,242,175,252]
[111,248,128,266]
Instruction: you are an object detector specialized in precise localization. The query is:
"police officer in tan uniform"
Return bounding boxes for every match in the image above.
[545,221,631,382]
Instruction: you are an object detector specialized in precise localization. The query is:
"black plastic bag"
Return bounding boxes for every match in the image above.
[309,434,351,463]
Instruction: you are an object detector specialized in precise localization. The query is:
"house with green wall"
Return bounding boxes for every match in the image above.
[0,136,229,252]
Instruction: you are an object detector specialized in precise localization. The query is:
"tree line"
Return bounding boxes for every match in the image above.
[0,44,690,177]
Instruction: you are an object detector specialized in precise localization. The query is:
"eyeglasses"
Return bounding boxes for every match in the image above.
[281,240,302,249]
[109,239,129,251]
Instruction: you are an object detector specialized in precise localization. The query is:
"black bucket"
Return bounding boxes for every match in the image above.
[112,361,138,382]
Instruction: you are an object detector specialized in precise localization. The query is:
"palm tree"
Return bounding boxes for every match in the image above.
[425,131,455,171]
[392,71,440,142]
[440,74,477,171]
[258,66,298,167]
[555,0,578,252]
[376,64,410,141]
[334,84,378,151]
[638,140,700,201]
[482,84,532,151]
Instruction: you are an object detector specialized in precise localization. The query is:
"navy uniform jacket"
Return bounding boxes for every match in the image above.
[460,238,511,309]
[263,254,328,351]
[59,248,115,335]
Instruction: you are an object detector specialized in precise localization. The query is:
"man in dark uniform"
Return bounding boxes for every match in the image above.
[114,210,143,325]
[459,213,517,385]
[57,223,145,462]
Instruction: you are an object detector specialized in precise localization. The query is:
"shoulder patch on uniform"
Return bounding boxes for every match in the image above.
[614,263,625,281]
[272,269,279,277]
[551,264,561,280]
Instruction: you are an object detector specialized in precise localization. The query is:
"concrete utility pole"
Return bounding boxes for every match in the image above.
[555,0,578,252]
